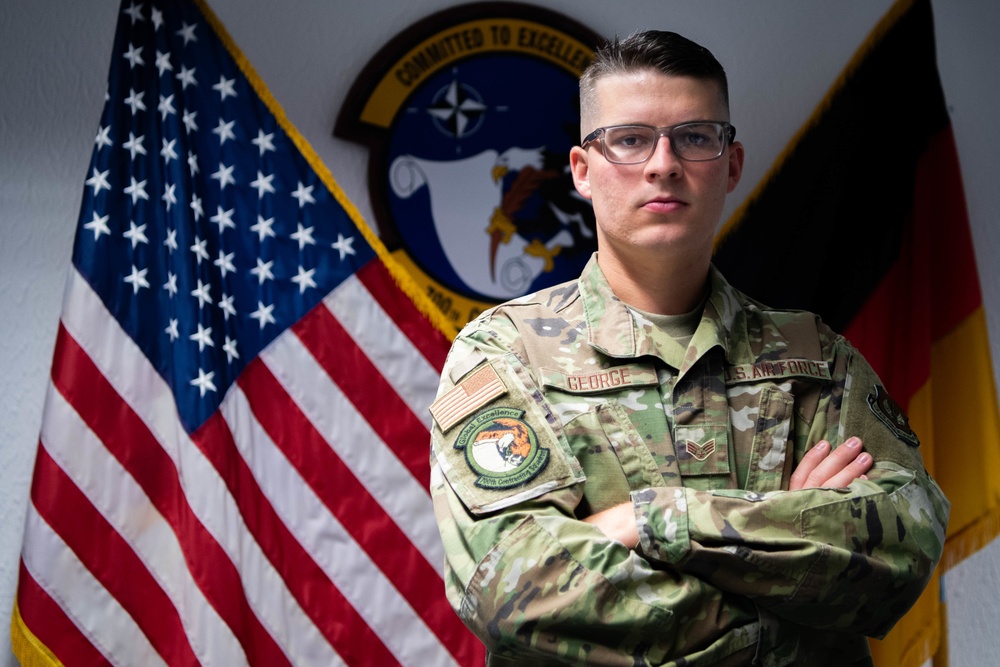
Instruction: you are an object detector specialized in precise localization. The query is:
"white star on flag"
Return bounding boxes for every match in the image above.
[189,368,217,396]
[86,167,111,195]
[331,233,356,260]
[252,129,275,156]
[123,264,150,294]
[213,75,237,100]
[161,137,179,163]
[123,43,145,68]
[252,215,276,241]
[291,223,316,249]
[213,118,235,145]
[158,93,176,119]
[292,266,318,294]
[189,323,214,351]
[83,212,111,240]
[210,162,236,189]
[123,176,148,204]
[123,132,146,160]
[291,181,315,207]
[123,221,149,248]
[124,88,146,114]
[176,64,197,89]
[162,183,177,211]
[250,170,275,198]
[249,300,276,329]
[155,50,172,75]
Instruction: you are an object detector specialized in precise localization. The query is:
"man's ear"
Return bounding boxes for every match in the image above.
[726,141,745,193]
[569,146,592,200]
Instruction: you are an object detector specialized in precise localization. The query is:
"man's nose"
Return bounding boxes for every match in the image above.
[644,133,683,178]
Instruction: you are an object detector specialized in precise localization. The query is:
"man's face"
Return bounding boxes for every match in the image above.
[570,71,744,266]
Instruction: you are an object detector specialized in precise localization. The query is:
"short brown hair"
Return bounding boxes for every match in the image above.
[579,30,730,137]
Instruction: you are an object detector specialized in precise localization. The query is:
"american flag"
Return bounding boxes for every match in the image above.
[11,0,482,664]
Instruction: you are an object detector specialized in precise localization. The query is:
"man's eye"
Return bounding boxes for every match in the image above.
[678,132,710,146]
[609,133,650,149]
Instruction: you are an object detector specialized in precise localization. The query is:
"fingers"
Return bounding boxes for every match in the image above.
[788,439,830,490]
[818,438,872,489]
[789,437,873,490]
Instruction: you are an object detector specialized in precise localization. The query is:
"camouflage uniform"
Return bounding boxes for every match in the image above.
[430,255,949,666]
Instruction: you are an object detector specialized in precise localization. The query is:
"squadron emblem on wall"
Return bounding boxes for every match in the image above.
[335,3,600,326]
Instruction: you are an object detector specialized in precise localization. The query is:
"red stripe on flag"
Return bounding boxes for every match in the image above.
[239,358,479,664]
[844,125,979,407]
[29,445,198,666]
[357,259,450,372]
[193,409,398,666]
[293,303,432,489]
[16,561,112,666]
[49,324,290,667]
[919,126,981,338]
[842,207,932,406]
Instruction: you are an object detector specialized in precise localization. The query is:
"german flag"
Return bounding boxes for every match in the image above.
[714,0,1000,664]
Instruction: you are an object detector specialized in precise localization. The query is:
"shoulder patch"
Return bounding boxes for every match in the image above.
[454,408,549,489]
[430,362,507,432]
[867,384,920,447]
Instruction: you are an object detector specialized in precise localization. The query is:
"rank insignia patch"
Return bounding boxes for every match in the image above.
[455,407,549,489]
[868,384,920,447]
[685,439,717,461]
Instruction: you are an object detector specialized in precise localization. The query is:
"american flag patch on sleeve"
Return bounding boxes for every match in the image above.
[430,363,507,432]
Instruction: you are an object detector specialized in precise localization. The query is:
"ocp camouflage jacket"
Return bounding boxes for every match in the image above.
[430,255,949,666]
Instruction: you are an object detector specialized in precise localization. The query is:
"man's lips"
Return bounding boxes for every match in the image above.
[642,196,687,213]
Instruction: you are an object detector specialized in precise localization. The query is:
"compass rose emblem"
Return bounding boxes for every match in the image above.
[427,76,488,140]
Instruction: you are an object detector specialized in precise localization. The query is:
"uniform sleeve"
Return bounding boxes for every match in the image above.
[431,319,762,665]
[632,338,950,638]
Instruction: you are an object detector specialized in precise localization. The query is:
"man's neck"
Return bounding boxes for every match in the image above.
[596,248,711,315]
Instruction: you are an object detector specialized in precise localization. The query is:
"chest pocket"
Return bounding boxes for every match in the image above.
[671,359,734,489]
[540,364,663,514]
[726,359,831,492]
[745,386,794,492]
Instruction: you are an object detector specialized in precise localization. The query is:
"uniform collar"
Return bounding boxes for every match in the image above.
[579,255,746,373]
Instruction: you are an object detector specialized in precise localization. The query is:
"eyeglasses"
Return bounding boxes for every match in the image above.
[581,122,736,164]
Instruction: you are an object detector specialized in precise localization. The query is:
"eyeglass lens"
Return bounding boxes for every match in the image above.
[603,123,727,163]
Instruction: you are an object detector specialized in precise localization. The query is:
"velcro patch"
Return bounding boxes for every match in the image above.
[541,363,658,394]
[725,358,831,385]
[685,439,717,461]
[868,384,920,447]
[454,407,549,489]
[430,362,507,432]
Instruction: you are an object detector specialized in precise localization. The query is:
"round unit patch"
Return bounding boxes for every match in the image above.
[455,407,549,489]
[868,384,920,447]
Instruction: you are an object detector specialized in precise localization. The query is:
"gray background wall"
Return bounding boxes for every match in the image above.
[2,1,998,664]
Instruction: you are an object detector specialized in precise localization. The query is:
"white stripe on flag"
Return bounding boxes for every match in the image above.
[21,506,168,667]
[262,326,443,568]
[40,382,246,666]
[222,383,458,667]
[326,275,441,430]
[59,269,330,664]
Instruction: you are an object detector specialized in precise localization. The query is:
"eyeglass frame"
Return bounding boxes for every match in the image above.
[580,121,737,163]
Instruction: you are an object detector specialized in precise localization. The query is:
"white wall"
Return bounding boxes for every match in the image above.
[2,1,997,665]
